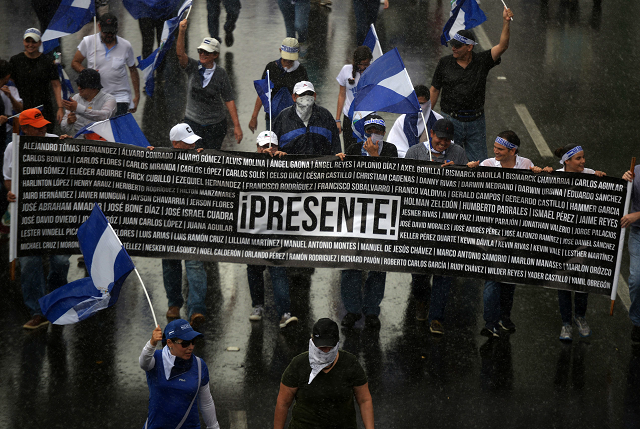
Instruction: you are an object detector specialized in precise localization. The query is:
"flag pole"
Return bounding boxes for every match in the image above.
[267,70,272,131]
[500,0,513,20]
[611,157,636,316]
[184,5,193,20]
[7,105,43,120]
[93,16,97,69]
[134,268,159,327]
[419,110,433,162]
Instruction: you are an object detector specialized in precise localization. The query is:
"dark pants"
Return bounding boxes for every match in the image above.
[558,290,588,325]
[353,0,380,46]
[483,281,515,327]
[115,103,129,116]
[411,273,453,323]
[183,118,227,150]
[206,0,242,40]
[139,18,164,60]
[246,265,291,316]
[342,113,357,153]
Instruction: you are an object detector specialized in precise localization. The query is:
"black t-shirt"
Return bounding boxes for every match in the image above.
[431,49,500,113]
[262,60,308,96]
[281,350,368,429]
[9,52,57,111]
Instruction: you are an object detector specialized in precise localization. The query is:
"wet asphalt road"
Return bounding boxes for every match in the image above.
[1,0,640,428]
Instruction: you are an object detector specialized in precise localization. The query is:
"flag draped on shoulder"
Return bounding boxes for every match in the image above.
[440,0,487,45]
[388,106,443,158]
[41,0,96,54]
[39,204,135,325]
[137,0,192,96]
[348,48,420,141]
[73,113,150,147]
[123,0,184,19]
[362,24,383,61]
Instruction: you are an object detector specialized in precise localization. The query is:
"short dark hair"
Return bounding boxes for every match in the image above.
[497,130,520,152]
[414,85,430,99]
[0,59,11,80]
[554,143,580,159]
[457,30,476,43]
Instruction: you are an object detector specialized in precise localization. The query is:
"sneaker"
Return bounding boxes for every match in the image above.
[23,315,49,330]
[632,325,640,342]
[559,324,573,341]
[574,317,591,337]
[415,302,427,321]
[225,31,234,47]
[279,312,298,328]
[249,305,264,321]
[499,318,516,332]
[429,320,444,335]
[190,313,205,329]
[365,314,381,330]
[166,306,181,319]
[341,312,362,328]
[481,324,500,338]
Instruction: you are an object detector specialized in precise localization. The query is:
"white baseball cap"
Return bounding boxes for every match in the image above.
[170,123,201,144]
[198,37,220,53]
[257,131,278,147]
[293,81,315,95]
[24,28,42,42]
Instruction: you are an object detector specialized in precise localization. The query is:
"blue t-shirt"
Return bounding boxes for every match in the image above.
[144,350,210,429]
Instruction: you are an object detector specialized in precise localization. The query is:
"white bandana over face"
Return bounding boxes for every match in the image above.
[308,338,339,384]
[295,95,315,123]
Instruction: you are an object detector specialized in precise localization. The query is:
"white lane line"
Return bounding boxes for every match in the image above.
[474,25,493,51]
[514,104,553,158]
[229,410,248,429]
[618,276,631,311]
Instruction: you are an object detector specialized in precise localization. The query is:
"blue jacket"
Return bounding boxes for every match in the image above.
[273,104,342,155]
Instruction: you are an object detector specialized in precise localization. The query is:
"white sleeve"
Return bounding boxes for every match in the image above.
[336,65,351,86]
[77,37,89,57]
[3,143,13,181]
[76,94,116,121]
[139,340,156,371]
[480,158,494,167]
[125,41,136,67]
[198,383,220,429]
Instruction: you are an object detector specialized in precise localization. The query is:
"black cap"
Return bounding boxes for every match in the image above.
[312,318,339,347]
[99,13,118,33]
[76,68,102,90]
[432,118,454,140]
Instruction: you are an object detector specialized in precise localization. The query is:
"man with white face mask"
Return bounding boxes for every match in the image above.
[273,81,342,155]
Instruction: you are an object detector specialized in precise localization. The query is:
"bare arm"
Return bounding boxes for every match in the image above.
[128,66,140,113]
[50,79,64,123]
[71,50,86,73]
[273,383,297,429]
[249,96,263,133]
[429,86,440,111]
[225,100,243,144]
[491,7,514,61]
[354,383,374,429]
[176,19,189,69]
[335,85,346,134]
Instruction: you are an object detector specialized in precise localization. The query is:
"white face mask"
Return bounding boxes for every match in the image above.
[420,101,430,112]
[295,95,315,122]
[308,338,339,384]
[370,133,384,145]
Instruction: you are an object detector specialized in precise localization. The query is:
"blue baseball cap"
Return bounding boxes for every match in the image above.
[164,319,202,340]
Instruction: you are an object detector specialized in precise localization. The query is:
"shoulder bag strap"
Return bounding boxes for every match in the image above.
[175,357,202,429]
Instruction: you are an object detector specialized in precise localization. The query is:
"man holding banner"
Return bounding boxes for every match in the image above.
[622,166,640,342]
[430,7,514,162]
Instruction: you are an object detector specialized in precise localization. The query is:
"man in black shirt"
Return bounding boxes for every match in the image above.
[430,7,514,162]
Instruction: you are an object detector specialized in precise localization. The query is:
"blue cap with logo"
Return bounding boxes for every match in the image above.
[164,319,202,340]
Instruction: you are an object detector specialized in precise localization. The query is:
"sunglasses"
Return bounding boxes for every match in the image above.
[172,338,194,348]
[198,49,214,55]
[450,41,465,49]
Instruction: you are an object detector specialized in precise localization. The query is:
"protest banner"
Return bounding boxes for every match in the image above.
[13,137,629,296]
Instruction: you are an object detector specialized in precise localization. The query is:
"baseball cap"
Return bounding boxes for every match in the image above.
[19,108,50,128]
[99,13,118,33]
[23,28,41,42]
[170,123,201,144]
[432,118,454,140]
[293,81,315,95]
[198,37,221,53]
[280,37,300,61]
[312,318,339,347]
[257,131,278,147]
[76,68,103,89]
[363,114,385,132]
[164,319,202,340]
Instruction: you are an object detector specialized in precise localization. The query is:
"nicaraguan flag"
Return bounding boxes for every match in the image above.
[441,0,487,45]
[387,106,443,158]
[362,24,383,61]
[137,0,192,96]
[58,64,75,100]
[253,75,273,114]
[73,113,150,147]
[348,48,420,141]
[39,204,135,325]
[253,77,294,121]
[123,0,183,19]
[41,0,96,54]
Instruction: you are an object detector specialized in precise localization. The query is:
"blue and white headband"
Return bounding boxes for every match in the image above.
[452,33,477,46]
[281,44,299,53]
[495,136,517,149]
[364,118,385,129]
[559,145,583,165]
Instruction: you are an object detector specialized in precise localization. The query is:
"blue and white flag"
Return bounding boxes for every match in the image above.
[123,0,183,19]
[41,0,96,54]
[137,0,192,96]
[73,113,150,147]
[39,204,135,325]
[58,63,74,100]
[440,0,487,45]
[362,24,383,61]
[387,106,443,158]
[253,76,294,122]
[348,48,420,141]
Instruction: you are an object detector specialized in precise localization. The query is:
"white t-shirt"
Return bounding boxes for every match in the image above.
[78,35,136,104]
[3,133,58,180]
[2,86,22,134]
[336,65,361,117]
[480,155,534,170]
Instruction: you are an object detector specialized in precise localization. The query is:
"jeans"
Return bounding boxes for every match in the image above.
[183,118,227,151]
[139,17,164,60]
[206,0,242,40]
[441,112,487,162]
[276,0,310,44]
[411,273,453,322]
[558,290,588,325]
[340,270,386,316]
[162,259,208,318]
[246,265,291,316]
[483,280,515,327]
[629,227,640,326]
[353,0,380,46]
[20,255,70,316]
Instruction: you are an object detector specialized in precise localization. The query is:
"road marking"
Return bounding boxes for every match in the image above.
[475,25,492,51]
[618,277,631,311]
[514,104,553,158]
[229,410,248,429]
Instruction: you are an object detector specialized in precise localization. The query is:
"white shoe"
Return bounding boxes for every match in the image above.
[559,324,572,341]
[249,305,263,321]
[574,317,591,337]
[279,312,298,328]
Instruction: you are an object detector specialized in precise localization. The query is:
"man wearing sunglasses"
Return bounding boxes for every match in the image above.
[72,13,140,116]
[429,6,514,163]
[177,19,243,151]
